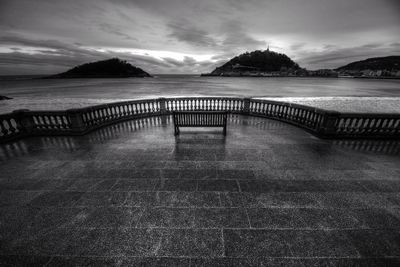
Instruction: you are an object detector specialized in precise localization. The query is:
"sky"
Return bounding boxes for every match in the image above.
[0,0,399,75]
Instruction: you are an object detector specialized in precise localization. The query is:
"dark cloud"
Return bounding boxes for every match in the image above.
[98,23,136,41]
[167,20,218,47]
[290,43,306,51]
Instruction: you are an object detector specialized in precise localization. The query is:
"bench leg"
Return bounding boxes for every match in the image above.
[223,126,226,136]
[175,126,180,136]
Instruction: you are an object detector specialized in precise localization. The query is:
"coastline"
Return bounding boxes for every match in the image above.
[201,74,400,80]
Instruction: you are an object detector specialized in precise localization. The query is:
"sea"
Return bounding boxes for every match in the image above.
[1,75,400,114]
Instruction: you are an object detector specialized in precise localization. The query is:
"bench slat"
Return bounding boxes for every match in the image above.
[173,111,227,135]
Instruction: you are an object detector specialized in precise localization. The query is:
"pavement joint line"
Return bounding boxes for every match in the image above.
[6,254,400,259]
[53,226,400,231]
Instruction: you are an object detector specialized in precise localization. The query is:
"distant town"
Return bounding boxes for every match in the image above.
[202,66,400,78]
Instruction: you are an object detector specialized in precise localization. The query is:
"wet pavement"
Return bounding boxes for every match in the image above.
[1,115,400,266]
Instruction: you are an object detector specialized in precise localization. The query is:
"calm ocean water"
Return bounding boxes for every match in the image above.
[1,75,400,113]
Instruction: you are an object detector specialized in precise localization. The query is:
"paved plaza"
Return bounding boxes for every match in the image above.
[1,115,400,266]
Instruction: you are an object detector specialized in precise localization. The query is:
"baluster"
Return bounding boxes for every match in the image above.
[0,120,8,136]
[98,109,103,122]
[105,108,109,120]
[288,107,293,120]
[96,110,101,122]
[62,116,69,129]
[283,106,289,119]
[389,119,396,133]
[116,106,121,117]
[124,105,129,116]
[138,103,143,114]
[7,119,16,133]
[349,118,356,133]
[394,119,400,134]
[108,107,113,119]
[132,104,136,115]
[380,118,388,133]
[304,110,310,124]
[372,118,381,133]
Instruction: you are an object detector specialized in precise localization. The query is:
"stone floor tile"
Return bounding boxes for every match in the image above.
[362,180,400,193]
[29,191,83,207]
[247,208,306,229]
[90,179,118,191]
[125,191,158,207]
[73,207,142,228]
[0,255,52,267]
[347,230,400,257]
[216,170,255,180]
[219,192,244,207]
[312,258,400,267]
[223,229,293,257]
[194,208,250,228]
[120,228,165,257]
[350,208,400,229]
[197,179,239,192]
[289,230,359,257]
[160,169,181,179]
[112,179,158,191]
[159,229,223,257]
[137,207,195,228]
[157,191,220,207]
[66,179,98,191]
[240,192,320,208]
[75,192,128,207]
[190,257,306,267]
[299,208,361,229]
[0,191,42,206]
[315,192,389,208]
[113,169,161,179]
[156,179,197,191]
[47,256,122,267]
[121,257,190,267]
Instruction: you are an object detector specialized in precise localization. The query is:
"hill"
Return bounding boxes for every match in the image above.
[47,58,151,78]
[337,56,400,71]
[203,50,301,76]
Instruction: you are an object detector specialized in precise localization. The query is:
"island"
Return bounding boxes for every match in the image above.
[202,49,306,77]
[45,58,152,78]
[0,95,12,100]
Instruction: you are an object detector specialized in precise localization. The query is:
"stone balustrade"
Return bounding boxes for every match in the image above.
[1,97,399,143]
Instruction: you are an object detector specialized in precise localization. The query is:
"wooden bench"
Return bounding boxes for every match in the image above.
[173,111,228,135]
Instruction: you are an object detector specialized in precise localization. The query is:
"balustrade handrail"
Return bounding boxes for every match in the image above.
[1,97,399,143]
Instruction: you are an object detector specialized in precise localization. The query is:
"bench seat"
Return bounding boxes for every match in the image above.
[173,111,228,135]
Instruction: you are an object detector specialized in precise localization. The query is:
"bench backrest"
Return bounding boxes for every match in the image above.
[173,111,228,127]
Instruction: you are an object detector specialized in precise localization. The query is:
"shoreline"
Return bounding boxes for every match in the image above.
[201,74,400,80]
